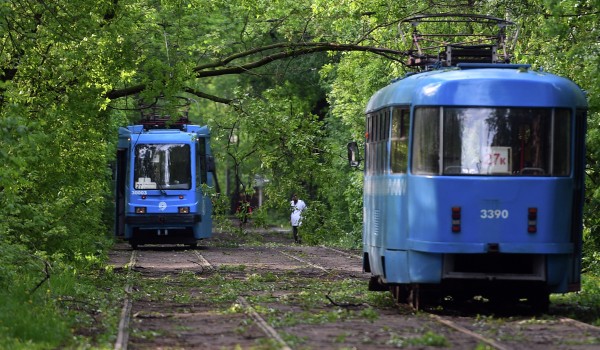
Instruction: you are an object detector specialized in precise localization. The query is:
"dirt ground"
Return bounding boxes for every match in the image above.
[108,228,600,350]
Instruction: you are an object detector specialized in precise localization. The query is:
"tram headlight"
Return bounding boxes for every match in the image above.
[135,207,147,214]
[178,206,190,214]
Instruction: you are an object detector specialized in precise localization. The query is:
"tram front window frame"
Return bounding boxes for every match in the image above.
[133,143,192,190]
[411,107,571,176]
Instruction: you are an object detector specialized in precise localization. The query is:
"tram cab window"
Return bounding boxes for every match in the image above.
[411,107,571,176]
[134,144,192,189]
[412,108,440,175]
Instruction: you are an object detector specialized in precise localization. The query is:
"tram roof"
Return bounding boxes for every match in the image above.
[119,124,211,143]
[365,64,587,113]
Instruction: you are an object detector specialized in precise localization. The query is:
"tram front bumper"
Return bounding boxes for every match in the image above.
[125,213,201,225]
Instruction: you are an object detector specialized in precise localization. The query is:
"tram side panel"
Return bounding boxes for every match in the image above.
[364,174,411,284]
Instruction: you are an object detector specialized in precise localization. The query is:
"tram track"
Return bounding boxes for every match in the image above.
[422,308,600,350]
[109,239,600,349]
[114,247,297,350]
[114,250,137,350]
[278,249,329,273]
[193,249,294,349]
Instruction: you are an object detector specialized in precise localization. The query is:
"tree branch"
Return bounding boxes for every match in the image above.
[183,87,234,105]
[105,42,407,101]
[105,84,146,100]
[193,42,407,78]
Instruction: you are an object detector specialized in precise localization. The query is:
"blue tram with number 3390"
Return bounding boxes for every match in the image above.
[349,62,587,311]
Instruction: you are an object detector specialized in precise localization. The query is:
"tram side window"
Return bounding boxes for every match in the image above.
[412,108,440,175]
[380,111,390,172]
[365,111,391,175]
[391,107,409,173]
[553,109,571,176]
[366,114,371,174]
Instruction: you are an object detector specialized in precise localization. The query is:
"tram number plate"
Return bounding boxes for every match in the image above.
[480,209,509,219]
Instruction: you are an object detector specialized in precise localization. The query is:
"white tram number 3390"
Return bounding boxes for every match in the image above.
[480,209,510,219]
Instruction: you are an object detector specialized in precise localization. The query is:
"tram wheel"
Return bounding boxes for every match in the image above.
[407,285,440,310]
[368,276,389,291]
[529,292,550,313]
[390,285,410,304]
[406,285,422,310]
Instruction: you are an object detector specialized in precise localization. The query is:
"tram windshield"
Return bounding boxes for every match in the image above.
[134,144,191,189]
[412,107,571,176]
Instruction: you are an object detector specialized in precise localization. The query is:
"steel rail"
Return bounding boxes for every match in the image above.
[237,296,293,350]
[278,250,329,272]
[559,317,600,331]
[192,250,214,271]
[430,314,509,350]
[195,249,292,349]
[319,245,362,260]
[114,250,137,350]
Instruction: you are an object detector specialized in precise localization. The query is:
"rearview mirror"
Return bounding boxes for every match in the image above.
[347,142,361,167]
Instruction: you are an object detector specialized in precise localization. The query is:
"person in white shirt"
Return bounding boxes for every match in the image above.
[290,194,306,243]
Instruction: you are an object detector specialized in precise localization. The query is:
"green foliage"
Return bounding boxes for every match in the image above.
[2,0,600,346]
[0,291,68,349]
[0,237,122,349]
[551,274,600,325]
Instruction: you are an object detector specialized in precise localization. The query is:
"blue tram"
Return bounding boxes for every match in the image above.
[115,118,215,249]
[353,63,587,310]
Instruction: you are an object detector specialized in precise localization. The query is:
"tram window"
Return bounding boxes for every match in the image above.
[134,144,191,189]
[373,113,378,142]
[366,115,372,142]
[553,109,570,176]
[412,108,440,175]
[391,107,409,173]
[382,111,389,171]
[375,112,383,142]
[415,107,571,176]
[383,111,390,140]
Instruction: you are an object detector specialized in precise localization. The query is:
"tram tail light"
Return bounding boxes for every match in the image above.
[528,207,538,233]
[135,207,147,214]
[451,206,461,233]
